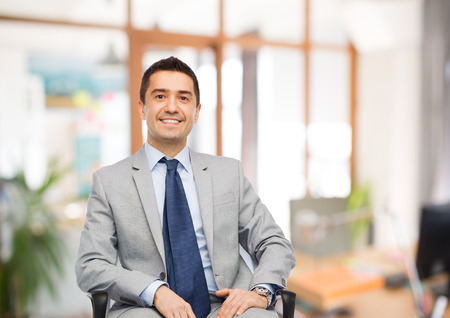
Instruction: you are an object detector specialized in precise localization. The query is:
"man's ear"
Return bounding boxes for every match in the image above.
[194,104,201,123]
[138,100,146,120]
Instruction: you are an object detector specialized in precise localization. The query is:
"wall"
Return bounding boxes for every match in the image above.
[357,47,422,248]
[353,0,423,248]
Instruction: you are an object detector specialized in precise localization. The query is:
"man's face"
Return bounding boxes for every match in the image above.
[138,70,201,154]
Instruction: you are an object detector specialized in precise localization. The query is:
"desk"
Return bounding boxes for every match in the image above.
[287,248,450,318]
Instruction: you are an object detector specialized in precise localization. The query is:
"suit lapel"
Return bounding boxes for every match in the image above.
[190,151,215,260]
[132,146,166,264]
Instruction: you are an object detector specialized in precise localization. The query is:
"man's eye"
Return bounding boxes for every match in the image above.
[156,95,165,99]
[180,96,188,101]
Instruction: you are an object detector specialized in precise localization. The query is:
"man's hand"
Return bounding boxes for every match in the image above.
[154,285,196,318]
[215,288,267,318]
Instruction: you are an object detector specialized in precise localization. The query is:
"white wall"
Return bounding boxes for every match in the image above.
[351,0,423,247]
[357,47,422,248]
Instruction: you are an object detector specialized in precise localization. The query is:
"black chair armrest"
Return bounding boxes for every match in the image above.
[87,291,108,318]
[277,289,296,318]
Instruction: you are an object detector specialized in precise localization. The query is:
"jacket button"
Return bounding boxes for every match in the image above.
[160,272,166,280]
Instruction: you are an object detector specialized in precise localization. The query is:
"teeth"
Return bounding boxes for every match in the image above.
[162,119,180,123]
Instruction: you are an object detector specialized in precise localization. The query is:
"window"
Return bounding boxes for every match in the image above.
[0,0,355,235]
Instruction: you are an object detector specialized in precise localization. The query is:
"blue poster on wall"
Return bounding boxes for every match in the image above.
[28,54,126,99]
[75,136,100,198]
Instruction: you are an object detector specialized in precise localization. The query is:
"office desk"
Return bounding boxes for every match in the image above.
[287,248,450,318]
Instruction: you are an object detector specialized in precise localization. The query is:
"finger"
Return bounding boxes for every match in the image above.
[215,288,231,298]
[174,301,192,318]
[186,303,196,318]
[218,303,238,318]
[187,311,196,318]
[154,287,196,318]
[236,303,251,316]
[221,289,267,317]
[218,294,242,318]
[231,293,253,316]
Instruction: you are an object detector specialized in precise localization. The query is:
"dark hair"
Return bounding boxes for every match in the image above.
[140,56,200,106]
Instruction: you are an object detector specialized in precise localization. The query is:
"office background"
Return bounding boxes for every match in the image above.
[0,0,449,317]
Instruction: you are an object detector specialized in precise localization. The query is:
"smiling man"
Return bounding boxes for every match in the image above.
[75,56,295,318]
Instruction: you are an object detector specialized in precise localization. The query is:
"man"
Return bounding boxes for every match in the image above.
[75,56,295,318]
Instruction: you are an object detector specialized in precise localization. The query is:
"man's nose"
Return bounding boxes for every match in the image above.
[165,96,178,112]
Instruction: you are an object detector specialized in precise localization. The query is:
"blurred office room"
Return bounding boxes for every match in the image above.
[0,0,449,317]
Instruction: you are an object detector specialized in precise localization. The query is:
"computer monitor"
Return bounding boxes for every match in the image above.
[416,202,450,296]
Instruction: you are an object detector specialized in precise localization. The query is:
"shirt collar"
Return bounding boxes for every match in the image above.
[144,142,192,174]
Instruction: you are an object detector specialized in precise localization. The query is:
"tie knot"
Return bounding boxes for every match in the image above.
[160,157,179,171]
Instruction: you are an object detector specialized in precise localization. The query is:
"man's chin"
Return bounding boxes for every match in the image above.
[155,135,187,146]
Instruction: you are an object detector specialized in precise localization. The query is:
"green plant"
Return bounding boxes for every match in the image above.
[0,161,69,318]
[346,182,372,249]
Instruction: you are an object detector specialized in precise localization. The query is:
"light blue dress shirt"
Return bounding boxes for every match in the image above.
[139,143,218,306]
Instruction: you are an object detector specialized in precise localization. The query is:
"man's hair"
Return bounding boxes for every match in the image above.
[140,56,200,106]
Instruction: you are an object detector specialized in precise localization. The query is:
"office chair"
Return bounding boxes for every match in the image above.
[88,289,297,318]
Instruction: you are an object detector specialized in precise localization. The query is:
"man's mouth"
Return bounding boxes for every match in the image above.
[161,119,181,123]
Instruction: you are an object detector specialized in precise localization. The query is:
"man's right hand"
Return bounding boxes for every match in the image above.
[153,285,196,318]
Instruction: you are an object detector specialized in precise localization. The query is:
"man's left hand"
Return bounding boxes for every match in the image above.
[215,288,267,318]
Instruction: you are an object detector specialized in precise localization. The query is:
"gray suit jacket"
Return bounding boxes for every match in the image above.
[75,146,295,316]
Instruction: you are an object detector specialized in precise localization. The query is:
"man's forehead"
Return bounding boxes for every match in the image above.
[148,70,193,88]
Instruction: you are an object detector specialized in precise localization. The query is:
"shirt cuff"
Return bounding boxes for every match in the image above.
[139,280,168,307]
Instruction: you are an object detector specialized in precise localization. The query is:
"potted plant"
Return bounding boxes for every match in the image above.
[0,161,68,318]
[346,182,372,250]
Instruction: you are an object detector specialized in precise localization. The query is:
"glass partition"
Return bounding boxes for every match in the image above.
[308,49,351,197]
[222,44,244,160]
[257,47,306,232]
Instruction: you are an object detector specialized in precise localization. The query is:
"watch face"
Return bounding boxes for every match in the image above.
[256,287,270,295]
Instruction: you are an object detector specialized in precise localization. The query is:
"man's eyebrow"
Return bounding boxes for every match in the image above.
[178,90,193,96]
[150,88,168,95]
[150,88,193,96]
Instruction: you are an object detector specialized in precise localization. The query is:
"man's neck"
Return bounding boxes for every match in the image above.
[146,140,186,159]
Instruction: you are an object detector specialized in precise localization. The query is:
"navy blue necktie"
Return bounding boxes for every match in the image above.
[160,158,211,318]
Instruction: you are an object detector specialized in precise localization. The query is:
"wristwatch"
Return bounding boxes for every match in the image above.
[252,286,272,308]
